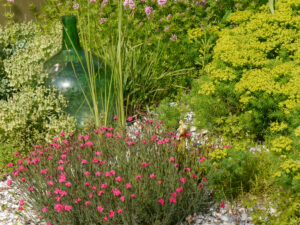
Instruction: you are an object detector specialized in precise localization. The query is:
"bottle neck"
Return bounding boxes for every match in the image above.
[62,16,81,51]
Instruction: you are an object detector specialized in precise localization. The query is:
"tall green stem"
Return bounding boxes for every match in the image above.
[116,0,125,127]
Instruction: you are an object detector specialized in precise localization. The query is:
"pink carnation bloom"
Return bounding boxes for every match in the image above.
[157,140,163,145]
[42,206,48,213]
[169,157,175,162]
[180,177,186,183]
[220,202,225,208]
[85,201,91,206]
[112,188,121,196]
[101,183,108,188]
[120,196,125,201]
[170,197,177,203]
[27,187,34,191]
[97,206,104,212]
[158,198,165,205]
[7,180,12,186]
[200,157,206,162]
[115,176,122,182]
[64,205,72,211]
[95,171,102,176]
[54,204,64,212]
[58,165,64,171]
[126,183,132,189]
[84,171,91,176]
[117,208,123,213]
[176,187,184,193]
[141,162,148,167]
[170,192,177,197]
[109,209,115,218]
[150,173,155,178]
[86,141,93,146]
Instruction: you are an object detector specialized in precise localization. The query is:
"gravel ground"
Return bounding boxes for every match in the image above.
[0,175,47,225]
[0,174,255,225]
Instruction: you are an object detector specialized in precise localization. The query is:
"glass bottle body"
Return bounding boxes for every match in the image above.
[44,15,114,127]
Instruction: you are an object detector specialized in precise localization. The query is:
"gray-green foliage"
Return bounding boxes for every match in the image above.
[0,22,76,155]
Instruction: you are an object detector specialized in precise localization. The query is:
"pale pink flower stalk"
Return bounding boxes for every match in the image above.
[123,0,135,9]
[158,0,167,6]
[145,6,153,16]
[99,18,107,24]
[73,3,79,9]
[170,34,178,41]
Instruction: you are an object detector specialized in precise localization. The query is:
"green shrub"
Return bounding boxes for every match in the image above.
[0,22,37,100]
[205,147,261,200]
[185,0,300,142]
[8,121,210,225]
[0,22,76,165]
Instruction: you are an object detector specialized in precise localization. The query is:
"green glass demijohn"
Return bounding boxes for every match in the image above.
[44,15,114,127]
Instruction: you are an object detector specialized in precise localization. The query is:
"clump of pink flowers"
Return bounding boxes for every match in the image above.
[7,119,209,224]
